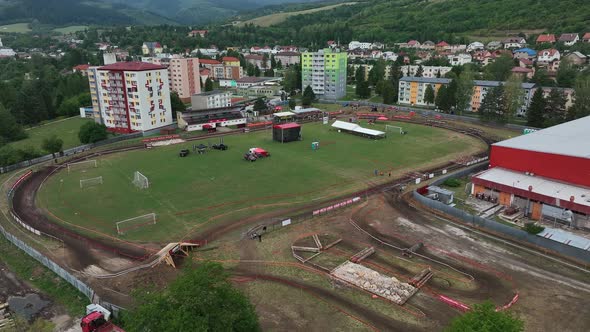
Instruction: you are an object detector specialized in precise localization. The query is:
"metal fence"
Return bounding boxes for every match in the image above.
[413,191,590,264]
[0,132,143,174]
[318,99,536,132]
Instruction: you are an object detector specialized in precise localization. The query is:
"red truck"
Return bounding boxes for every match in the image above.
[81,309,125,332]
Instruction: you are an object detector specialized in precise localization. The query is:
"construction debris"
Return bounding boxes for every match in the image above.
[402,242,423,257]
[350,247,375,263]
[409,268,433,288]
[331,261,417,305]
[0,303,15,330]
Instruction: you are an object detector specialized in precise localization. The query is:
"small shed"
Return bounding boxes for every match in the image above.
[427,186,454,204]
[273,122,301,143]
[273,111,295,123]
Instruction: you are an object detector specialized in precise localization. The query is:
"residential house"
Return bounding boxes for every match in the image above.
[583,33,590,43]
[420,41,435,50]
[503,37,526,49]
[486,41,502,50]
[348,41,372,50]
[511,67,534,80]
[191,46,219,57]
[537,49,560,63]
[558,33,579,46]
[401,65,452,78]
[435,41,450,52]
[467,42,484,52]
[448,44,467,53]
[275,52,300,66]
[382,51,399,61]
[371,42,384,49]
[188,30,208,38]
[518,58,534,68]
[564,51,587,65]
[371,50,383,59]
[276,45,299,52]
[245,54,265,69]
[407,40,421,48]
[512,48,537,60]
[73,64,90,76]
[347,48,371,60]
[142,42,163,56]
[448,53,472,66]
[536,34,556,44]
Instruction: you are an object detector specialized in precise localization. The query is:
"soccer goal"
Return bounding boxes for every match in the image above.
[385,125,404,134]
[132,171,149,189]
[80,176,103,188]
[116,213,157,235]
[67,160,97,172]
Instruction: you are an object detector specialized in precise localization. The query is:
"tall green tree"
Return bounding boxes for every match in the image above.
[479,85,506,123]
[556,58,577,88]
[544,88,567,127]
[283,66,299,94]
[526,88,546,128]
[368,61,385,86]
[0,103,26,144]
[454,68,475,114]
[445,301,524,332]
[424,84,435,105]
[253,97,267,113]
[570,74,590,119]
[270,54,277,69]
[503,75,525,120]
[415,65,424,77]
[254,65,261,77]
[484,55,514,81]
[204,78,214,92]
[381,80,396,104]
[530,69,553,86]
[355,66,365,85]
[124,262,260,332]
[446,79,458,111]
[41,135,64,154]
[435,85,452,112]
[170,92,186,121]
[356,80,371,99]
[302,85,316,106]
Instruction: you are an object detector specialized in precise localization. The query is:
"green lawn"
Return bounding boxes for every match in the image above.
[10,116,93,151]
[37,121,485,242]
[53,25,88,34]
[0,23,31,33]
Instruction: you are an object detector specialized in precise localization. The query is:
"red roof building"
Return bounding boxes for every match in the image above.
[198,59,222,65]
[536,34,556,43]
[583,33,590,43]
[472,116,590,220]
[436,41,449,47]
[222,56,240,63]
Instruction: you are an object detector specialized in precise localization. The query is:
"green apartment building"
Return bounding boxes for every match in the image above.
[301,48,347,100]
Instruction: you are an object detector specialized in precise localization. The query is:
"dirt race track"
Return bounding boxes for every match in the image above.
[6,117,590,330]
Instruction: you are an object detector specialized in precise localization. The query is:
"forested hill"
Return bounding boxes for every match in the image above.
[240,0,590,44]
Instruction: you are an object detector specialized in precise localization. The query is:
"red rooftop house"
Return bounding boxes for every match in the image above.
[536,34,556,44]
[582,33,590,43]
[273,122,301,143]
[435,41,450,52]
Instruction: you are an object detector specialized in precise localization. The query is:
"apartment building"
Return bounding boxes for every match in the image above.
[168,58,201,101]
[401,65,452,78]
[301,48,347,99]
[94,62,173,133]
[87,66,104,123]
[191,90,232,110]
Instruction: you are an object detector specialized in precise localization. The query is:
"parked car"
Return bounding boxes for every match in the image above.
[179,149,189,157]
[212,143,228,151]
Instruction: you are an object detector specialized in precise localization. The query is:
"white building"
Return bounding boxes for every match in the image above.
[348,41,372,50]
[401,65,452,78]
[191,90,232,110]
[467,42,484,52]
[94,62,173,133]
[448,53,472,66]
[537,49,561,63]
[503,37,527,49]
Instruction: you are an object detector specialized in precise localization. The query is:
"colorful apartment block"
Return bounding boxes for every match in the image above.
[94,62,173,133]
[399,77,535,115]
[398,77,451,106]
[301,48,347,99]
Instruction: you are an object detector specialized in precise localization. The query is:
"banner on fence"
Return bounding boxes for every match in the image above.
[313,197,362,216]
[281,219,291,226]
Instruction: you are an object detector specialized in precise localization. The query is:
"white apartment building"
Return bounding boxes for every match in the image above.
[191,90,232,110]
[348,41,372,50]
[448,53,472,66]
[401,65,452,78]
[95,62,173,133]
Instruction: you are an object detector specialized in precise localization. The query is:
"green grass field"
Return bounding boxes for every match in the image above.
[37,121,485,242]
[10,116,92,151]
[53,25,88,34]
[0,23,31,33]
[238,2,357,27]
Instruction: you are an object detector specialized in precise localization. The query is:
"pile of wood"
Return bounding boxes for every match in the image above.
[350,247,375,263]
[409,268,433,288]
[0,303,15,330]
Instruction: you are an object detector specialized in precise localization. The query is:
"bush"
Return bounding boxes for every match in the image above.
[523,222,545,235]
[78,122,108,144]
[443,178,462,187]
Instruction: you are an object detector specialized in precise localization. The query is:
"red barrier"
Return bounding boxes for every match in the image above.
[142,134,180,143]
[247,121,273,128]
[393,115,413,120]
[496,293,519,311]
[438,295,471,312]
[11,170,33,191]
